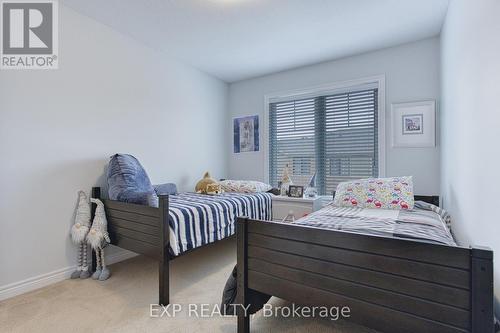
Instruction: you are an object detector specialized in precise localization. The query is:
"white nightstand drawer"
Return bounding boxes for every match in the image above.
[273,202,313,221]
[272,196,322,222]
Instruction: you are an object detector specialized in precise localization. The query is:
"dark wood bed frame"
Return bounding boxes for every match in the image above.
[89,187,494,332]
[236,195,495,333]
[90,186,210,305]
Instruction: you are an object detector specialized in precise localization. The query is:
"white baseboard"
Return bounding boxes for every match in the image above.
[0,249,138,302]
[0,266,75,302]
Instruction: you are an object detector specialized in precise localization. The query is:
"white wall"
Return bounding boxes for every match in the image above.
[0,6,228,294]
[440,0,500,318]
[228,38,441,195]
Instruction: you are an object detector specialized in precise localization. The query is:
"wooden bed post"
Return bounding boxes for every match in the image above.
[158,194,170,306]
[90,187,101,273]
[237,217,250,333]
[471,246,494,333]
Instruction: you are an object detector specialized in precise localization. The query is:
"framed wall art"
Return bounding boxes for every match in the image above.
[391,100,435,147]
[233,115,259,153]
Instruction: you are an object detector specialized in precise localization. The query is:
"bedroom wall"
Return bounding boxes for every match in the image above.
[440,0,500,318]
[0,5,228,297]
[228,38,441,195]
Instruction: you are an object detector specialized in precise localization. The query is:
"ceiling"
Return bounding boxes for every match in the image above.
[62,0,449,82]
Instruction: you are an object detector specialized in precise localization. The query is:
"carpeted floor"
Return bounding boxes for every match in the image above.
[0,238,377,333]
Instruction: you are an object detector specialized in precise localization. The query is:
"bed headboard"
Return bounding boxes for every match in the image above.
[331,191,440,207]
[413,195,440,207]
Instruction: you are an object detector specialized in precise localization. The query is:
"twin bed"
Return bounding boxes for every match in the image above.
[89,186,494,333]
[90,187,272,305]
[236,194,494,333]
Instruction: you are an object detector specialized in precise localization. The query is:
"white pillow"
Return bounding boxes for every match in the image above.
[220,180,272,193]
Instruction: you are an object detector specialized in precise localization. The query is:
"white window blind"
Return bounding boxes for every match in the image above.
[269,88,379,195]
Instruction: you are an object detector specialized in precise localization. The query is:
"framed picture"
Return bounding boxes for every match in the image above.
[288,185,304,198]
[392,100,435,147]
[402,114,423,135]
[233,115,259,153]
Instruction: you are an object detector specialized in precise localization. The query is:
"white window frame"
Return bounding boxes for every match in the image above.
[262,75,386,186]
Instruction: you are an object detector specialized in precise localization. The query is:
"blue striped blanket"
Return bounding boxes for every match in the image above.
[168,192,272,255]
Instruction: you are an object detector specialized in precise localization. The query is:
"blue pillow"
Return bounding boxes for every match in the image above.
[154,183,178,196]
[107,154,158,207]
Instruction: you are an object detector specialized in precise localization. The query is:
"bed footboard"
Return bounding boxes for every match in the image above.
[90,187,170,305]
[237,217,494,333]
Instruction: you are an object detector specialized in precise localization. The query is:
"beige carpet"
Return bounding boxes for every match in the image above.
[0,238,377,333]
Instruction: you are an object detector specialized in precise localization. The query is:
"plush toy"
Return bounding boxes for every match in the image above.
[70,191,92,279]
[206,183,223,195]
[195,171,218,194]
[88,198,111,281]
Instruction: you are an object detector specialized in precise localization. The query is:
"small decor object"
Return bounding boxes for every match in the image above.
[195,171,218,194]
[304,172,318,198]
[206,183,223,195]
[281,212,296,223]
[392,100,435,147]
[70,191,92,279]
[234,115,259,153]
[280,165,293,196]
[288,185,304,198]
[88,198,111,281]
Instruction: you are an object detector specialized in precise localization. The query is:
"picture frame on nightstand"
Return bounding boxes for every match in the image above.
[288,185,304,198]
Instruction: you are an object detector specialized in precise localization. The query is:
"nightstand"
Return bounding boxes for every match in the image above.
[272,196,322,222]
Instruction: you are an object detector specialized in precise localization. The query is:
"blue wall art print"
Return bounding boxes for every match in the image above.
[233,115,259,153]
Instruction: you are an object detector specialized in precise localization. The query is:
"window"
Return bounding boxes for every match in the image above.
[269,85,380,195]
[292,157,312,175]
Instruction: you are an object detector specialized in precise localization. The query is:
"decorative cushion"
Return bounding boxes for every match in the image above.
[220,180,272,193]
[107,154,158,207]
[333,176,415,210]
[154,183,178,196]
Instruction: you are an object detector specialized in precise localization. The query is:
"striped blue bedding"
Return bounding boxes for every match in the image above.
[168,192,273,255]
[294,202,456,246]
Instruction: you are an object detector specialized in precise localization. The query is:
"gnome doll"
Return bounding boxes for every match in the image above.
[88,198,111,281]
[70,191,92,279]
[305,171,318,198]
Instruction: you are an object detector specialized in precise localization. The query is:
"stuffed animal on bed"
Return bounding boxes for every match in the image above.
[195,171,218,194]
[70,191,92,279]
[88,198,111,281]
[206,183,223,195]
